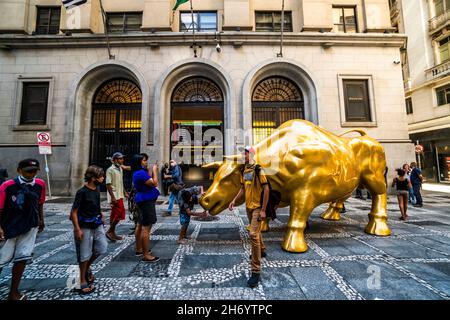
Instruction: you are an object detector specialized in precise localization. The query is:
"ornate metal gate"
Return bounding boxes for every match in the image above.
[89,79,142,190]
[252,77,304,144]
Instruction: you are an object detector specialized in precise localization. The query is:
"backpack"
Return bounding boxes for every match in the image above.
[127,186,139,223]
[242,164,281,220]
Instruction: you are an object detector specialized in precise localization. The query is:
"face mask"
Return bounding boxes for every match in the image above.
[20,175,34,183]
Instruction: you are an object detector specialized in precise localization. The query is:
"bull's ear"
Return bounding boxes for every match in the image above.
[202,161,222,169]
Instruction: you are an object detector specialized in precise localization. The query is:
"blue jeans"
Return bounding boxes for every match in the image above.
[408,187,416,204]
[167,191,179,213]
[412,184,422,205]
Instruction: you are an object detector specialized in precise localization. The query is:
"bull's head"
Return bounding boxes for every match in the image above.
[199,156,245,215]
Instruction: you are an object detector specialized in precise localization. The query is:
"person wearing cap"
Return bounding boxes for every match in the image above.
[0,158,46,300]
[162,159,184,217]
[228,146,269,288]
[105,152,128,241]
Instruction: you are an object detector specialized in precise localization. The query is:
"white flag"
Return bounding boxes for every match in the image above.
[62,0,87,10]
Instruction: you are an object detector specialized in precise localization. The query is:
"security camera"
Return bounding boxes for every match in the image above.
[216,43,221,53]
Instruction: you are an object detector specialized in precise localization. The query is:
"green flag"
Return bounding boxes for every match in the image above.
[172,0,189,11]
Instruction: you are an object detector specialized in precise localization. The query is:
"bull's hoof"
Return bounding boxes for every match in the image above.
[365,219,391,236]
[321,207,341,221]
[282,229,308,253]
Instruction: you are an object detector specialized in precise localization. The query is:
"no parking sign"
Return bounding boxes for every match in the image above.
[37,132,52,155]
[36,132,52,198]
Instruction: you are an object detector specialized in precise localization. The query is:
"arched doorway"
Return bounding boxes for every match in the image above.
[170,77,224,187]
[252,76,304,143]
[89,78,142,189]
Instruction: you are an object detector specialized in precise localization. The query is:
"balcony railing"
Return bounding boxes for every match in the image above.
[429,10,450,34]
[426,60,450,80]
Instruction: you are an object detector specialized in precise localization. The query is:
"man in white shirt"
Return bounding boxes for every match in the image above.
[106,152,128,241]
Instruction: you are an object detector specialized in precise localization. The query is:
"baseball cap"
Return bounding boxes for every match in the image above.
[18,158,40,172]
[244,146,255,154]
[112,152,124,159]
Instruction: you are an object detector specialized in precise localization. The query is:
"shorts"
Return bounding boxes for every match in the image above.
[180,213,190,226]
[0,227,38,267]
[397,190,409,196]
[137,200,157,226]
[75,225,108,263]
[110,198,126,222]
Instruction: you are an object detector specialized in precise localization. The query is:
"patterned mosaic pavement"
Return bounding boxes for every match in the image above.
[1,191,450,300]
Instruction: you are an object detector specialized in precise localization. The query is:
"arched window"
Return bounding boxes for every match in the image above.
[172,77,223,102]
[252,77,304,143]
[94,79,142,104]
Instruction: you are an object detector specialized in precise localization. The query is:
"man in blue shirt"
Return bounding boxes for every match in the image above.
[410,162,423,207]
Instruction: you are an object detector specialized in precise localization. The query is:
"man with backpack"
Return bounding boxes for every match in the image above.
[228,146,270,288]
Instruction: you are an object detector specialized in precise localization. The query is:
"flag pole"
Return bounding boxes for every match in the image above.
[99,0,114,60]
[189,0,198,57]
[277,0,285,58]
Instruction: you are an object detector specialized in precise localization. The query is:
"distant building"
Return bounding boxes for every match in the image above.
[390,0,450,184]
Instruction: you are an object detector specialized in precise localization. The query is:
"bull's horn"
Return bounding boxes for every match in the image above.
[202,161,222,169]
[338,129,367,137]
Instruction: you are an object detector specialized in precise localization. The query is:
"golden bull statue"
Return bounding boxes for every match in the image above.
[199,120,391,253]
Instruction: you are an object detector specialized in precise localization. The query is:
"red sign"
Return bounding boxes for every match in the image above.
[415,144,424,154]
[37,132,52,154]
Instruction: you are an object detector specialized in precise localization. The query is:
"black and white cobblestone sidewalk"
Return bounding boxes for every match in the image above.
[1,191,449,300]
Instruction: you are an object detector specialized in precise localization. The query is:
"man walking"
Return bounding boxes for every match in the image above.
[106,152,128,241]
[163,160,183,217]
[410,162,423,207]
[228,146,269,288]
[0,159,46,300]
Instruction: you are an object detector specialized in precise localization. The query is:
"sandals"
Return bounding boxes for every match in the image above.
[79,283,95,295]
[105,232,116,242]
[142,256,160,263]
[135,250,151,257]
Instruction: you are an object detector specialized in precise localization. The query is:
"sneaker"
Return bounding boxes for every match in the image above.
[162,211,172,217]
[247,272,261,288]
[413,204,423,207]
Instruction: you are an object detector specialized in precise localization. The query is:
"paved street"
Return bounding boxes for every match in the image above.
[1,191,450,300]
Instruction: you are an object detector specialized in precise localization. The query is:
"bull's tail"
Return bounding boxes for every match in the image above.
[338,129,367,137]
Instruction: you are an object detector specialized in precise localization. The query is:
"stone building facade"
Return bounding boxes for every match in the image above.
[0,0,412,195]
[390,0,450,184]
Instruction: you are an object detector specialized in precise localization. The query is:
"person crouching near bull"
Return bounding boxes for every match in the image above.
[177,186,207,245]
[228,146,269,288]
